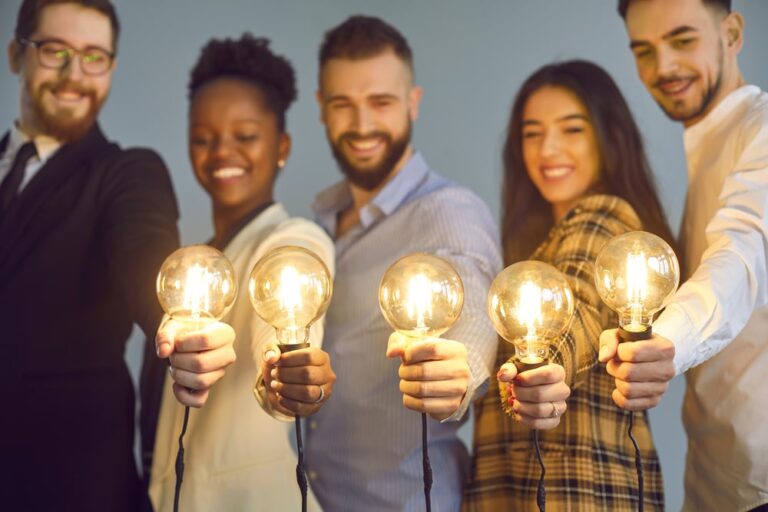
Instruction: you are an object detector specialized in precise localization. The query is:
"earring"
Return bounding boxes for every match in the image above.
[277,159,286,169]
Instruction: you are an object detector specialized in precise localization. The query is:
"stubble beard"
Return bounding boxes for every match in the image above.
[329,121,412,191]
[25,76,106,142]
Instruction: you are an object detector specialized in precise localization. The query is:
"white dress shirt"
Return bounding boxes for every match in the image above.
[653,85,768,512]
[0,123,60,190]
[150,203,334,512]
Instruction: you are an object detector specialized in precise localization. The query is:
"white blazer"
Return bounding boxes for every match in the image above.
[150,203,334,511]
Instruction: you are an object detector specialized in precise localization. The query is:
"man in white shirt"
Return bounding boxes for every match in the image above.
[600,0,768,510]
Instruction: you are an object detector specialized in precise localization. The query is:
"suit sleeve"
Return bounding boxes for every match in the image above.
[97,148,180,338]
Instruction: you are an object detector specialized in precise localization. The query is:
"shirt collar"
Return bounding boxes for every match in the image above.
[313,151,430,236]
[10,121,62,163]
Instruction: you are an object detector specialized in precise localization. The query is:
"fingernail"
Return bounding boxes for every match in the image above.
[265,350,277,362]
[599,346,609,361]
[270,368,277,379]
[270,380,278,389]
[497,368,508,379]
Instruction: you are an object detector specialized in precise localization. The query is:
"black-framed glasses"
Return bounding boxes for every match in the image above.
[18,38,115,76]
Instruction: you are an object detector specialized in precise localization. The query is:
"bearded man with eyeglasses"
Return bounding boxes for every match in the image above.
[0,1,238,510]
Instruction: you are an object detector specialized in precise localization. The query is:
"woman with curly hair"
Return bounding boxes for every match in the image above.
[464,60,677,511]
[149,34,334,511]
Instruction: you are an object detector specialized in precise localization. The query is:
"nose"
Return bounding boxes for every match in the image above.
[351,105,373,134]
[60,54,85,80]
[210,136,235,159]
[656,47,679,76]
[540,129,560,158]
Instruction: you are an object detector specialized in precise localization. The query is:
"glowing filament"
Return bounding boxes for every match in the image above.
[183,264,211,319]
[517,281,543,342]
[406,273,433,330]
[277,266,303,324]
[626,251,648,326]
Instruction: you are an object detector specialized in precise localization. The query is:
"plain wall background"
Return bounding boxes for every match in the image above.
[2,1,766,509]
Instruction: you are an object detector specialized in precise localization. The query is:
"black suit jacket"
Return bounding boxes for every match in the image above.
[0,124,179,511]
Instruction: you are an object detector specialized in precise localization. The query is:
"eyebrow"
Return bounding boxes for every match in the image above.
[324,93,400,104]
[32,35,113,53]
[629,25,699,49]
[523,114,588,126]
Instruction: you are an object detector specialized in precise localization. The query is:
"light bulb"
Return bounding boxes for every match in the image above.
[594,231,679,340]
[156,245,237,333]
[248,246,333,348]
[378,253,464,340]
[487,261,574,370]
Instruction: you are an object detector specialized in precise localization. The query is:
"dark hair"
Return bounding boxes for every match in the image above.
[15,0,120,51]
[319,15,413,73]
[617,0,731,19]
[502,59,677,263]
[188,33,297,132]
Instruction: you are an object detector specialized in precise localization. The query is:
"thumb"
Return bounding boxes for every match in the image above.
[598,328,620,363]
[497,362,518,383]
[155,315,177,359]
[386,331,407,358]
[262,342,281,366]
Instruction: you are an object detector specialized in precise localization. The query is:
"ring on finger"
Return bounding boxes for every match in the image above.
[311,385,325,404]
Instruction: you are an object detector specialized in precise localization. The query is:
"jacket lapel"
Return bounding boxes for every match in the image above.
[0,124,112,277]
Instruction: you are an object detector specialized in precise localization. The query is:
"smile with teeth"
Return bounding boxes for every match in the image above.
[658,78,694,95]
[52,90,86,103]
[212,167,246,179]
[347,138,383,152]
[541,166,573,179]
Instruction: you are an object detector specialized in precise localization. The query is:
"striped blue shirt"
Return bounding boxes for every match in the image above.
[306,152,502,511]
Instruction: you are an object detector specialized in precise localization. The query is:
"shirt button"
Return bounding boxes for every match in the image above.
[308,470,318,480]
[309,420,318,430]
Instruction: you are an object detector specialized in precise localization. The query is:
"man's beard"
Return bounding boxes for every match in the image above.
[329,121,411,191]
[26,77,105,142]
[654,42,724,124]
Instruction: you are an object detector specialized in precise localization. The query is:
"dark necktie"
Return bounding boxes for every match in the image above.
[0,141,37,213]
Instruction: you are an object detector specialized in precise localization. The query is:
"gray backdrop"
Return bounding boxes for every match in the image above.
[2,1,766,510]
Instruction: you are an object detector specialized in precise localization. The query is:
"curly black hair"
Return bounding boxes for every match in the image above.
[188,33,297,131]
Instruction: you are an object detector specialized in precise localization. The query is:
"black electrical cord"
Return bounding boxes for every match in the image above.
[533,429,546,512]
[173,405,190,512]
[422,412,433,512]
[628,411,644,511]
[618,326,650,512]
[294,416,308,512]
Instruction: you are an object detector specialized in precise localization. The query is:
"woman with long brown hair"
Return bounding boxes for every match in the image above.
[465,59,676,511]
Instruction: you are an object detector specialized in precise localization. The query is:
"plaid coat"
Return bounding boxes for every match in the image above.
[464,195,664,511]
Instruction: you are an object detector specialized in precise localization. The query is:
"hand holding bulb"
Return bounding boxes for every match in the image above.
[595,231,679,411]
[488,261,574,430]
[380,253,469,421]
[155,245,238,408]
[249,246,335,417]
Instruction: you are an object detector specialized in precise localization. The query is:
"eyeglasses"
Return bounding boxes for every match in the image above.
[18,38,115,76]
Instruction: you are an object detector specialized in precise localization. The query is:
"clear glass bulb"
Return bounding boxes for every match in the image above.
[594,231,679,334]
[487,261,574,365]
[156,245,237,333]
[248,246,333,346]
[378,253,464,340]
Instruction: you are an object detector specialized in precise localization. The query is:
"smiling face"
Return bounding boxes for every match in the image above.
[9,3,114,141]
[317,50,421,191]
[625,0,743,127]
[188,77,289,221]
[522,85,602,220]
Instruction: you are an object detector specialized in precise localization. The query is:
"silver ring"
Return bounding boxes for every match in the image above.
[550,401,559,418]
[312,385,325,404]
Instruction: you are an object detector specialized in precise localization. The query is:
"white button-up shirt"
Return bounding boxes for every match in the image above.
[653,85,768,512]
[0,123,61,191]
